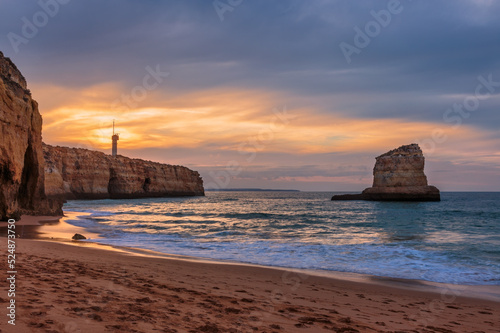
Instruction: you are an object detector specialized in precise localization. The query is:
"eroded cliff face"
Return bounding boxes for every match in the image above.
[371,144,428,188]
[0,51,62,220]
[332,144,440,201]
[44,144,205,200]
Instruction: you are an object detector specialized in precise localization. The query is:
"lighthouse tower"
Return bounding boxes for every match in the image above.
[112,120,119,157]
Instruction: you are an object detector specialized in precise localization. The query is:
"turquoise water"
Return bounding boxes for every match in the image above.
[64,192,500,285]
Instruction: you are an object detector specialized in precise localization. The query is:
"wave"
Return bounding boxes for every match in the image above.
[62,192,500,286]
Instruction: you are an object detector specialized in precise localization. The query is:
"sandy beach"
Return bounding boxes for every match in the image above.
[1,216,499,333]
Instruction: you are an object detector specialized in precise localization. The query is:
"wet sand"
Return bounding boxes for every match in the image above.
[0,215,499,332]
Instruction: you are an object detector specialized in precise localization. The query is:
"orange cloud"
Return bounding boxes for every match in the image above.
[33,82,498,164]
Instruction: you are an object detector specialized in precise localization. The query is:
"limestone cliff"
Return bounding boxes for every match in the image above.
[0,51,62,220]
[43,144,205,200]
[332,144,440,201]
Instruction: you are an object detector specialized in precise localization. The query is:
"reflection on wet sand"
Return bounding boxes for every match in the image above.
[0,212,100,241]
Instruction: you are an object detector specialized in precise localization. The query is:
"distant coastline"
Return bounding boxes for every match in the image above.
[205,188,300,192]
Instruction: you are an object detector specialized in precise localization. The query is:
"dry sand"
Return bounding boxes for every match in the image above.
[0,216,499,333]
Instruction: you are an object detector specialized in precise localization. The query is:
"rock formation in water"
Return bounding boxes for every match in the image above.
[331,144,440,201]
[44,144,205,200]
[0,51,63,220]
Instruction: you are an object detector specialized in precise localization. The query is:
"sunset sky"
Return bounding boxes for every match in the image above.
[1,0,499,191]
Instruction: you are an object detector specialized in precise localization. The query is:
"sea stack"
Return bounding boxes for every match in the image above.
[332,144,440,201]
[0,51,63,219]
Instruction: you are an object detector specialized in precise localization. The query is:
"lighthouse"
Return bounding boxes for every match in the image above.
[112,120,119,157]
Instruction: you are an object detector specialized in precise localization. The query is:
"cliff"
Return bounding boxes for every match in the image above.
[43,144,205,200]
[332,144,440,201]
[0,51,62,220]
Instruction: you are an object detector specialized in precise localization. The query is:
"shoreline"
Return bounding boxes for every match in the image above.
[43,240,500,304]
[3,213,500,302]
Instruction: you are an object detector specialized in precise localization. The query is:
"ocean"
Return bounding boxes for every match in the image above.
[63,191,500,286]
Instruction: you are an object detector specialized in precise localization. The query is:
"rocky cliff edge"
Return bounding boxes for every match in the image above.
[44,144,205,200]
[0,51,63,219]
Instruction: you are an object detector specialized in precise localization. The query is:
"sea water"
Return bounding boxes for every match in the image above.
[63,191,500,285]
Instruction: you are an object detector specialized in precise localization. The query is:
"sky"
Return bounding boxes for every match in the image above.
[1,0,499,191]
